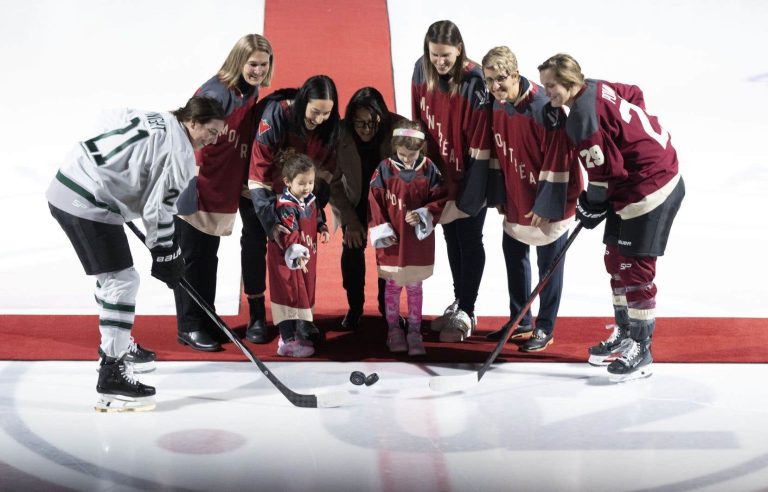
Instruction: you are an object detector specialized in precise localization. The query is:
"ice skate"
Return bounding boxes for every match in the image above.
[587,323,633,366]
[95,354,156,413]
[430,299,459,332]
[98,337,156,373]
[608,338,653,383]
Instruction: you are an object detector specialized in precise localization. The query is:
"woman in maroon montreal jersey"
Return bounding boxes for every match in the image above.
[481,46,582,353]
[248,74,340,343]
[174,34,274,352]
[538,53,685,383]
[411,20,492,343]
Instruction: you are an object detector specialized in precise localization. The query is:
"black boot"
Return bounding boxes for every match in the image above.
[246,296,268,344]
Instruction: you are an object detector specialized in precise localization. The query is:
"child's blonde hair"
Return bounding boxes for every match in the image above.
[391,120,426,155]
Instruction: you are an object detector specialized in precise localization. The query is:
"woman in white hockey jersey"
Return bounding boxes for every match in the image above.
[46,96,226,412]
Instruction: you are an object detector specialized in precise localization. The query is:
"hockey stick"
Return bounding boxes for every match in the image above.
[126,221,348,408]
[429,222,584,392]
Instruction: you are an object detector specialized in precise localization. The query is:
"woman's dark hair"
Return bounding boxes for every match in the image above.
[290,75,340,147]
[343,87,392,141]
[422,20,469,95]
[276,148,315,182]
[172,96,226,124]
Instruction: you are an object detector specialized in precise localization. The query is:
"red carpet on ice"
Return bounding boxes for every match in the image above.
[2,0,766,364]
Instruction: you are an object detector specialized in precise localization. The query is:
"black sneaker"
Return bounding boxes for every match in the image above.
[520,329,553,352]
[587,324,632,366]
[607,338,653,383]
[297,319,324,344]
[96,355,156,412]
[98,338,156,373]
[485,321,533,341]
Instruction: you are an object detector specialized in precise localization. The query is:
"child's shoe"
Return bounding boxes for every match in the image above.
[406,331,426,356]
[387,327,408,353]
[277,337,315,357]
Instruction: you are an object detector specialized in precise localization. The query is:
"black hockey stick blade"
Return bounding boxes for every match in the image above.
[126,222,349,408]
[429,222,584,392]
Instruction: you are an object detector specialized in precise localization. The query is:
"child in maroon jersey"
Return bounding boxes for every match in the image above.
[368,120,446,356]
[268,151,330,358]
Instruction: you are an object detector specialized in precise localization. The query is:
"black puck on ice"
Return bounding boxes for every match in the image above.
[364,373,379,386]
[349,371,366,385]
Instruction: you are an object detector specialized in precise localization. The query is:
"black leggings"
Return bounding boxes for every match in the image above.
[441,208,487,316]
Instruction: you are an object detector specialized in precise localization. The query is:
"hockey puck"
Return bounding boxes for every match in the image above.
[364,373,379,386]
[349,371,366,385]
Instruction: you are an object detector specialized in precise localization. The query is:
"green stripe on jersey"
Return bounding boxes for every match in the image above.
[56,171,121,215]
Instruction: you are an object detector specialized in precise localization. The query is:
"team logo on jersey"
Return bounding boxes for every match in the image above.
[258,118,271,136]
[280,208,296,230]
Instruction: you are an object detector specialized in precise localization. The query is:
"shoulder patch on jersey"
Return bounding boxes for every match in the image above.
[258,118,271,137]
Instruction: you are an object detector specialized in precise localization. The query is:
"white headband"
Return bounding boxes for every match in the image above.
[393,128,425,140]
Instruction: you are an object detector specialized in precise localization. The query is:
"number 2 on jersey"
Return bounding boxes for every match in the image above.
[84,117,149,165]
[619,100,669,148]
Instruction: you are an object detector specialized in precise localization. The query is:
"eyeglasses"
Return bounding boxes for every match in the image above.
[484,73,510,87]
[353,120,378,130]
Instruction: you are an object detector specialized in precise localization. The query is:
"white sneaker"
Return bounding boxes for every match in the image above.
[430,299,459,332]
[439,309,475,342]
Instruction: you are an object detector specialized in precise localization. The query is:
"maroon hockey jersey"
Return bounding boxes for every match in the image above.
[489,76,582,245]
[267,189,324,324]
[248,98,336,232]
[249,99,336,195]
[177,75,259,235]
[566,79,680,219]
[411,58,491,222]
[368,156,446,285]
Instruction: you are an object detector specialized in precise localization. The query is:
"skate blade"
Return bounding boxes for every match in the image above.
[608,366,654,383]
[95,395,156,413]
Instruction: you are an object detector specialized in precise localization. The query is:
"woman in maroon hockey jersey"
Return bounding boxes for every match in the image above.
[368,120,446,356]
[248,75,339,343]
[538,53,685,382]
[411,20,492,343]
[174,34,274,351]
[482,46,582,353]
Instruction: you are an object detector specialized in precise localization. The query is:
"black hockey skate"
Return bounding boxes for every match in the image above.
[587,323,633,366]
[98,338,156,373]
[96,354,156,413]
[607,338,653,383]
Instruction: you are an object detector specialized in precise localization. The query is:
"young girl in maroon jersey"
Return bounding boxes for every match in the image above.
[368,120,447,356]
[268,150,331,358]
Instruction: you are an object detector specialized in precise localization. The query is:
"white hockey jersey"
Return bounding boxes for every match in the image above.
[46,109,195,248]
